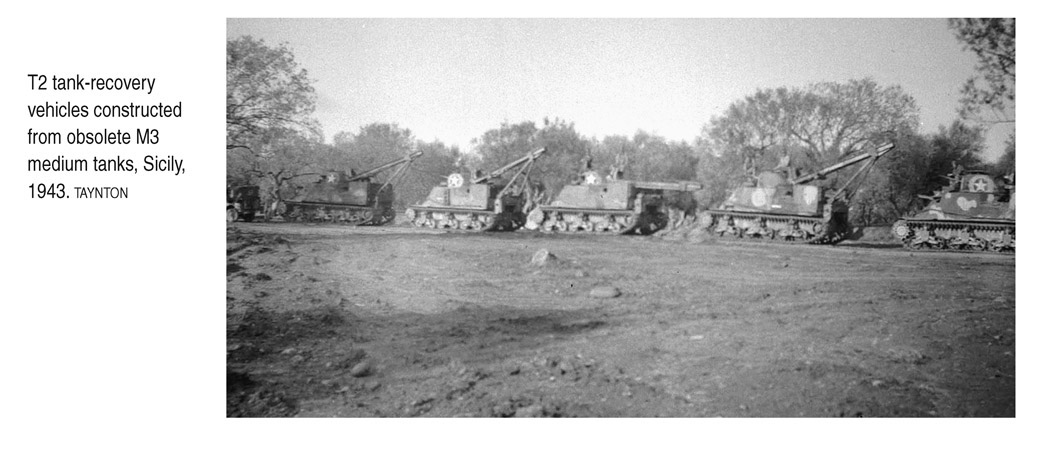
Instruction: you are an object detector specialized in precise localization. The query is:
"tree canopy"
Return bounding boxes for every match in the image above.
[227,36,326,212]
[226,126,329,213]
[849,121,986,225]
[331,123,417,170]
[949,18,1015,124]
[704,78,919,173]
[593,131,699,183]
[227,36,319,151]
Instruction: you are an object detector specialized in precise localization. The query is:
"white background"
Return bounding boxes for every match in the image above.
[0,1,1039,449]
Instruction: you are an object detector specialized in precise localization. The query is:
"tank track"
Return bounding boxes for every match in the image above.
[891,219,1015,253]
[283,202,394,226]
[404,207,524,232]
[701,210,849,245]
[525,207,667,235]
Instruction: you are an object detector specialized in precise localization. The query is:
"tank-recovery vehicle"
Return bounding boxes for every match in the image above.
[524,171,703,235]
[283,150,423,225]
[697,142,896,244]
[405,147,546,232]
[891,169,1014,252]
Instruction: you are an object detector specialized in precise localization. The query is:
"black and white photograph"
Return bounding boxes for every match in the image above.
[224,18,1016,419]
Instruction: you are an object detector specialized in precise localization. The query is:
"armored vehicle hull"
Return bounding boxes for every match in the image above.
[284,180,396,225]
[406,183,525,231]
[406,147,546,232]
[699,142,895,245]
[283,151,422,226]
[699,176,850,244]
[892,171,1014,252]
[526,179,700,235]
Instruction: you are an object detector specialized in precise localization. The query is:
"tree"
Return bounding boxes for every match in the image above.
[702,79,919,196]
[993,135,1015,177]
[227,36,324,216]
[703,87,788,170]
[331,123,416,171]
[848,121,985,226]
[227,36,319,151]
[924,120,986,178]
[593,131,700,182]
[949,18,1015,124]
[227,127,329,215]
[706,79,918,170]
[848,129,929,225]
[790,80,918,162]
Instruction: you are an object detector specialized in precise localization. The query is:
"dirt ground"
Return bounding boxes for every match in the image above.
[226,222,1015,418]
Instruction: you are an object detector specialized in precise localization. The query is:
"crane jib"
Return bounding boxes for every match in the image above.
[792,143,895,185]
[473,148,547,184]
[346,150,424,182]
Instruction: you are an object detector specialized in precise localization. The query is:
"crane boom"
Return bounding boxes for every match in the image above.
[474,148,547,184]
[347,150,424,182]
[792,143,895,185]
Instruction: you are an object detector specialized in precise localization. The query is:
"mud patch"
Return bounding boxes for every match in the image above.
[228,306,356,353]
[226,370,297,417]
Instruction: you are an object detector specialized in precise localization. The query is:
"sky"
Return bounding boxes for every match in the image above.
[227,18,1013,161]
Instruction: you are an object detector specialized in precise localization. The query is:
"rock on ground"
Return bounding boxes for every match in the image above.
[530,249,557,266]
[589,286,621,298]
[350,360,373,377]
[515,405,544,418]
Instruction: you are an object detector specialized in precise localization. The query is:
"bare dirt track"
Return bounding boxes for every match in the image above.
[226,222,1015,417]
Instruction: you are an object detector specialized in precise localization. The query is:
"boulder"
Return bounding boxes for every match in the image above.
[530,249,557,266]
